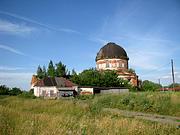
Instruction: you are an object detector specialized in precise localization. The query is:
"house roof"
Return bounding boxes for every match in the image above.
[33,76,77,87]
[31,75,39,85]
[55,77,77,87]
[34,77,56,87]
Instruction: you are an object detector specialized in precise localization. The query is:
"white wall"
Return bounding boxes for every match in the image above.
[34,86,58,97]
[79,87,94,95]
[100,88,129,94]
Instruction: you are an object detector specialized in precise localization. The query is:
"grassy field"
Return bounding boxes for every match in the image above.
[89,92,180,117]
[0,92,180,135]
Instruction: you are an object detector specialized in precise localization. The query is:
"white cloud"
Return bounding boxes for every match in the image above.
[0,10,80,34]
[0,44,48,61]
[0,66,25,71]
[0,19,36,35]
[88,37,108,44]
[0,44,25,56]
[161,75,171,79]
[0,72,33,90]
[59,28,81,34]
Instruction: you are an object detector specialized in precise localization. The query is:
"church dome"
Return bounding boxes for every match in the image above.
[96,42,129,61]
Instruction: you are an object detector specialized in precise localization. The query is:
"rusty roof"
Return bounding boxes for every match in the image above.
[96,42,129,61]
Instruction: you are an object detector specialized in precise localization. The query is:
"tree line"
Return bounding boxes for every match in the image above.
[0,85,35,98]
[0,85,23,95]
[36,61,130,87]
[36,60,70,79]
[35,60,180,91]
[70,68,130,87]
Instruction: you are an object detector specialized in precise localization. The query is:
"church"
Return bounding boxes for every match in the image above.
[31,42,139,98]
[96,42,139,86]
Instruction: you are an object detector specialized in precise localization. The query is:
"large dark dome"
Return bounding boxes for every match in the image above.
[96,42,129,61]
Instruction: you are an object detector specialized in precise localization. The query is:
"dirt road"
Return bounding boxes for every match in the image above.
[103,108,180,127]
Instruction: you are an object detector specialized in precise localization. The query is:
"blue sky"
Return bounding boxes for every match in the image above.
[0,0,180,90]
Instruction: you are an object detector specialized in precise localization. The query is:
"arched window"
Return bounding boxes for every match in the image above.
[122,63,125,67]
[119,62,121,67]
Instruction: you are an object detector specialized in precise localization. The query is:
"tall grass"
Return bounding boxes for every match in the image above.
[0,93,180,135]
[90,92,180,117]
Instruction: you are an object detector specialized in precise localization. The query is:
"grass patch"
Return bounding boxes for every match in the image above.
[0,92,180,135]
[90,92,180,117]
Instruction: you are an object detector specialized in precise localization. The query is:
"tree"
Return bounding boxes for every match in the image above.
[70,68,129,87]
[78,68,101,86]
[141,80,162,91]
[9,87,22,96]
[71,69,77,76]
[29,89,34,94]
[55,61,67,77]
[37,65,44,79]
[168,83,180,88]
[42,65,47,77]
[47,60,56,77]
[0,85,9,95]
[128,68,135,74]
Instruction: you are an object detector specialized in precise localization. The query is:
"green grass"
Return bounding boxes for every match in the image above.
[0,92,180,135]
[89,92,180,117]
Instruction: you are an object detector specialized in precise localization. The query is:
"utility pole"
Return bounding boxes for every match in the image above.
[158,78,161,85]
[171,59,175,90]
[158,78,162,91]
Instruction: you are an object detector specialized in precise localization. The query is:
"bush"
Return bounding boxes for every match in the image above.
[18,91,36,99]
[0,85,9,95]
[77,95,94,100]
[88,92,180,116]
[141,80,161,91]
[9,87,22,96]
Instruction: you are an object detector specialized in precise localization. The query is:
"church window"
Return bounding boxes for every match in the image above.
[122,63,125,67]
[117,62,119,67]
[119,62,121,67]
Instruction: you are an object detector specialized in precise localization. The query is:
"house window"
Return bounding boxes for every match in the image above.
[42,90,46,96]
[50,90,54,97]
[106,61,109,68]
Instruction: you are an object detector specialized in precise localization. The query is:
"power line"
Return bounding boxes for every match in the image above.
[140,62,170,77]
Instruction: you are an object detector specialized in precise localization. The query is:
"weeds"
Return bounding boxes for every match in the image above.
[0,92,179,135]
[90,92,180,116]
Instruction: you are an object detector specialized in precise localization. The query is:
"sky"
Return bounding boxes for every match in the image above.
[0,0,180,90]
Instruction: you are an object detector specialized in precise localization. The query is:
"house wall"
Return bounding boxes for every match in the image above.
[100,88,129,94]
[34,86,58,97]
[79,87,94,95]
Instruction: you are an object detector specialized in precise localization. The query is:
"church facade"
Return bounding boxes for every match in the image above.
[96,42,139,86]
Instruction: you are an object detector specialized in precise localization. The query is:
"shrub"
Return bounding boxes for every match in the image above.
[0,85,9,95]
[18,91,36,99]
[141,80,161,91]
[77,95,94,100]
[9,87,22,96]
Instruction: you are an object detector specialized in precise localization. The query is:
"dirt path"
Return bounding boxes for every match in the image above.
[103,108,180,127]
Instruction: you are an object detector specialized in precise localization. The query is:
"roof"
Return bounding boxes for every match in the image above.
[96,42,129,61]
[31,75,39,85]
[33,76,77,87]
[34,77,56,87]
[55,77,77,87]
